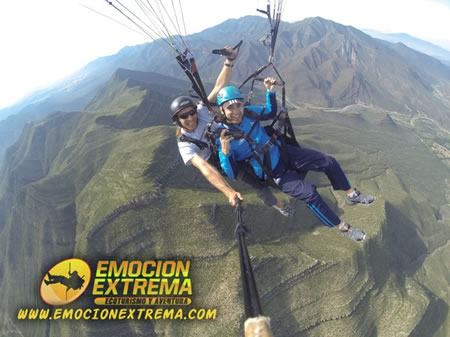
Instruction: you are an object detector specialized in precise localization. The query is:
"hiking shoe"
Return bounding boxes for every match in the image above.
[346,188,376,206]
[338,222,366,242]
[274,204,296,217]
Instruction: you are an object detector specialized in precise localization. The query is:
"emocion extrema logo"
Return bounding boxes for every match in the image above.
[40,258,91,306]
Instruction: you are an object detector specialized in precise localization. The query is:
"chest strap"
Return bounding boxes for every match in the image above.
[178,134,209,150]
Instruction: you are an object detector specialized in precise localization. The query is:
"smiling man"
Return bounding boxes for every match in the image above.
[171,48,294,216]
[216,80,376,242]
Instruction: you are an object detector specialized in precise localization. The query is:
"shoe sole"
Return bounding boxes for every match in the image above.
[345,196,376,206]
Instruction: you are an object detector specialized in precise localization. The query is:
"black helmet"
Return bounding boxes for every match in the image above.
[170,96,196,121]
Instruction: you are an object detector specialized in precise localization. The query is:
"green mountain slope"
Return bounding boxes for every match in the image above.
[0,71,182,337]
[0,69,448,336]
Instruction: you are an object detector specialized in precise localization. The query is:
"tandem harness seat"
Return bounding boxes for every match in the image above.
[177,107,307,188]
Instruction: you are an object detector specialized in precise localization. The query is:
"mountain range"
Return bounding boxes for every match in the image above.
[0,16,449,337]
[1,16,450,163]
[363,29,450,66]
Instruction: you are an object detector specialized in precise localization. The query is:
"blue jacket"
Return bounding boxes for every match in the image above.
[218,91,280,179]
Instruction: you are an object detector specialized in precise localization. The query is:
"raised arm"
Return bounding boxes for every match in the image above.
[207,46,237,103]
[190,153,242,206]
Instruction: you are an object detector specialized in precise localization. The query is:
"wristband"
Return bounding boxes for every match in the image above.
[224,62,233,67]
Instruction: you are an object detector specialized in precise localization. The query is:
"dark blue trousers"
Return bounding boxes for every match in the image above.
[272,145,351,227]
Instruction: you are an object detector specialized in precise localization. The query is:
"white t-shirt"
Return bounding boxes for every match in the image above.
[177,104,213,165]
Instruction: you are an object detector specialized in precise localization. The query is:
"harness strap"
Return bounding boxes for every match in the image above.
[176,53,212,110]
[178,134,209,150]
[241,109,279,182]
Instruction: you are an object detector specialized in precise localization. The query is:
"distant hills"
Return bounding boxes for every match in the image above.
[363,29,450,66]
[1,16,450,166]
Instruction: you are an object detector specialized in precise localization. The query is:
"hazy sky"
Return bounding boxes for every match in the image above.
[0,0,449,110]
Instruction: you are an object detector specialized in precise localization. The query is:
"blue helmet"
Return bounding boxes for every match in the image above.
[217,86,244,107]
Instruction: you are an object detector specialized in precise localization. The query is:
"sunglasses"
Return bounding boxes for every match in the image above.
[178,107,197,120]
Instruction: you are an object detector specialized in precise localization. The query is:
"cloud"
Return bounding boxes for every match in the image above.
[283,0,450,41]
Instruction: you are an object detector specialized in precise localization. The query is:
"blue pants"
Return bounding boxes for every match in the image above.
[236,162,277,207]
[272,145,351,227]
